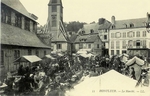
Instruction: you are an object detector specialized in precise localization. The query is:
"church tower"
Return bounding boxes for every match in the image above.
[47,0,69,51]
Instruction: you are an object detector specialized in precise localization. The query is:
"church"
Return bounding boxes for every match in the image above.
[37,0,71,53]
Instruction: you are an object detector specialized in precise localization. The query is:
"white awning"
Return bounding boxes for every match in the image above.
[45,55,56,59]
[126,56,144,66]
[14,55,42,63]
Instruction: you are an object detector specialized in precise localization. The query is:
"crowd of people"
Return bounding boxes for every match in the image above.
[0,53,149,96]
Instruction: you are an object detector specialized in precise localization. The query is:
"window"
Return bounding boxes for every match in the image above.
[97,44,100,48]
[143,40,146,48]
[111,41,114,49]
[123,32,126,38]
[128,40,133,48]
[104,35,107,40]
[36,50,39,56]
[111,50,114,55]
[116,41,120,49]
[15,13,22,28]
[128,32,134,37]
[90,29,94,34]
[1,50,4,65]
[5,8,11,24]
[57,44,62,49]
[14,50,20,60]
[122,50,126,54]
[88,44,91,48]
[51,0,57,3]
[111,33,115,38]
[112,25,115,29]
[44,51,47,55]
[133,41,136,46]
[124,24,127,28]
[115,32,121,38]
[122,40,126,49]
[130,23,134,28]
[33,22,37,32]
[143,31,146,37]
[52,6,57,12]
[1,7,6,23]
[136,31,140,37]
[136,40,141,48]
[25,18,30,31]
[79,43,83,49]
[28,49,32,55]
[133,32,135,37]
[52,15,57,27]
[116,50,120,55]
[1,5,11,24]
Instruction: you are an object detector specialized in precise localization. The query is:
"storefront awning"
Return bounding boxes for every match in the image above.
[14,55,42,63]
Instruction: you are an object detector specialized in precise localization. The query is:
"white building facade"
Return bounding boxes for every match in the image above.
[109,13,150,57]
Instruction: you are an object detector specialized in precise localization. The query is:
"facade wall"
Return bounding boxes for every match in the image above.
[75,43,94,51]
[52,42,69,52]
[93,38,103,55]
[1,3,37,33]
[109,28,150,56]
[74,37,103,55]
[1,45,51,72]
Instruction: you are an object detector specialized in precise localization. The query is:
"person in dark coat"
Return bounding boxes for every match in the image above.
[130,67,136,80]
[18,65,24,75]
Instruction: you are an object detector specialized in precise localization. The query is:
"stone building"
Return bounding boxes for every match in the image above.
[77,18,111,56]
[74,34,104,55]
[109,13,150,59]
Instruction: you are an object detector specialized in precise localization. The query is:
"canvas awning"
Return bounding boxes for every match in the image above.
[65,70,141,96]
[79,54,89,58]
[14,55,42,63]
[45,55,56,59]
[126,56,145,66]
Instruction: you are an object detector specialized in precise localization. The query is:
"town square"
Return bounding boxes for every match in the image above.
[0,0,150,96]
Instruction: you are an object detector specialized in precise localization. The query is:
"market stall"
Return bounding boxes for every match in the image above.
[125,56,145,80]
[14,55,42,68]
[65,70,146,96]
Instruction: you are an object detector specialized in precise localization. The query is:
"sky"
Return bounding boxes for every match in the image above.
[20,0,150,26]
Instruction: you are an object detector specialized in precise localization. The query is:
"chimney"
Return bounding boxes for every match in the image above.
[111,16,115,25]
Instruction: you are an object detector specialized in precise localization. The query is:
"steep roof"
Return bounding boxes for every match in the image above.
[113,18,147,29]
[1,23,51,49]
[81,20,111,34]
[1,0,37,21]
[75,34,101,43]
[83,23,99,34]
[98,20,112,30]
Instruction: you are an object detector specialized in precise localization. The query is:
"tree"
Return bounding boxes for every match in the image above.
[64,21,86,33]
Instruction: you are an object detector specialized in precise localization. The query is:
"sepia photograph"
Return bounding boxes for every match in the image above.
[0,0,150,96]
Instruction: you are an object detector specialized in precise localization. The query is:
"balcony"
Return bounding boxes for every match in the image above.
[128,46,147,49]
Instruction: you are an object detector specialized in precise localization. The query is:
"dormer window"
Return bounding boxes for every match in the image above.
[130,23,134,28]
[146,22,150,28]
[123,24,127,28]
[90,29,94,34]
[82,31,85,34]
[112,25,115,29]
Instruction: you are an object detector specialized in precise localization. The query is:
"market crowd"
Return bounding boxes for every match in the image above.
[0,53,149,96]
